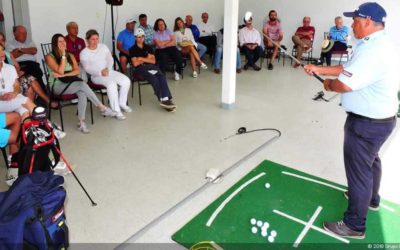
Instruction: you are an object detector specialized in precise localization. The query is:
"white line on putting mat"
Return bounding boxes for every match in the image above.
[281,171,396,213]
[206,172,266,227]
[282,171,347,192]
[293,206,322,248]
[273,209,349,244]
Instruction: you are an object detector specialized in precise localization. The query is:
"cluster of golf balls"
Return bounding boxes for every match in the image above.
[250,218,277,243]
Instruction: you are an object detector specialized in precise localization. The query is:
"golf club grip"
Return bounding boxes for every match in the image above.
[300,64,324,84]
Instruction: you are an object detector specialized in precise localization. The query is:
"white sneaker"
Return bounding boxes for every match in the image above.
[174,72,180,81]
[192,71,198,78]
[77,122,90,134]
[121,106,132,113]
[6,167,18,186]
[200,63,208,70]
[53,161,71,176]
[101,107,117,117]
[115,112,126,120]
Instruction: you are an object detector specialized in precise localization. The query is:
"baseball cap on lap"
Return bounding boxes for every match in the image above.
[343,2,386,23]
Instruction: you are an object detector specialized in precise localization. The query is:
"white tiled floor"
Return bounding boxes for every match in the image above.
[1,57,399,247]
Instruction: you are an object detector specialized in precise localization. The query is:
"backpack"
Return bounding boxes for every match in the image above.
[18,117,61,176]
[0,171,69,250]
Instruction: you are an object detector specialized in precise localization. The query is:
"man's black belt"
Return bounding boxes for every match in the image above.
[347,112,396,122]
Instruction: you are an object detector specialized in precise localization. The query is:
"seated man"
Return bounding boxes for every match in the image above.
[129,28,176,112]
[1,112,21,186]
[263,10,283,70]
[65,21,86,64]
[292,16,315,68]
[213,28,241,74]
[117,18,136,74]
[185,15,207,58]
[317,16,349,66]
[239,14,263,71]
[138,14,154,47]
[7,25,47,104]
[198,12,217,56]
[65,21,87,81]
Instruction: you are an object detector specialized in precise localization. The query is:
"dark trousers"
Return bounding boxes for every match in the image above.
[343,114,396,232]
[155,47,183,75]
[320,41,347,66]
[242,46,263,66]
[135,64,172,100]
[198,35,217,56]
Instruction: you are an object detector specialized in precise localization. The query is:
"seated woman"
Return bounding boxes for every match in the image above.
[153,18,184,81]
[129,28,176,112]
[45,33,116,133]
[0,48,35,121]
[173,17,207,78]
[0,32,53,107]
[80,30,131,121]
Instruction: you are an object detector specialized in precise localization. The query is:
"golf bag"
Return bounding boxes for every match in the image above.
[0,171,69,250]
[17,110,61,175]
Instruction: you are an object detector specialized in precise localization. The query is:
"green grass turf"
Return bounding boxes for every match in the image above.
[172,160,400,250]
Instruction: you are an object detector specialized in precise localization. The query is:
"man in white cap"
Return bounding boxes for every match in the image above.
[117,18,136,73]
[129,28,176,112]
[238,12,262,71]
[304,2,399,239]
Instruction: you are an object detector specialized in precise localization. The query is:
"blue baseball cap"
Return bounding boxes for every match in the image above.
[343,2,386,23]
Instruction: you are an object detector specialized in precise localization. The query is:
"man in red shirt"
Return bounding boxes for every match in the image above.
[65,21,86,63]
[292,16,315,68]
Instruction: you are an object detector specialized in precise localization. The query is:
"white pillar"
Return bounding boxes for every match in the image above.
[221,0,239,110]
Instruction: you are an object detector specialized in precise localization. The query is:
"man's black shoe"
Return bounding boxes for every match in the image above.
[323,221,365,239]
[268,63,273,70]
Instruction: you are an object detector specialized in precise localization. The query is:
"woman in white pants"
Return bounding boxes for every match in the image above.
[80,29,131,120]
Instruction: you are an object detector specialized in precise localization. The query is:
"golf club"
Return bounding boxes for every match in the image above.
[262,33,324,84]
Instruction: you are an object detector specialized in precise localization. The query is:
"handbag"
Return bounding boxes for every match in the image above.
[58,75,83,84]
[179,40,194,48]
[52,72,82,96]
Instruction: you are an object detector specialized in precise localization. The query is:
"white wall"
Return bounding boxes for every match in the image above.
[4,0,400,61]
[20,0,224,60]
[239,0,400,56]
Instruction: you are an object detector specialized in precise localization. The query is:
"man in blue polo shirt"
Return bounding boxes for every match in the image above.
[117,18,136,74]
[304,2,399,239]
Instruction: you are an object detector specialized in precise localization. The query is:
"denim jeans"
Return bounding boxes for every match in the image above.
[196,42,207,58]
[213,47,241,70]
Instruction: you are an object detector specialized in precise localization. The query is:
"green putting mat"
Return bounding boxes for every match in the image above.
[172,160,400,250]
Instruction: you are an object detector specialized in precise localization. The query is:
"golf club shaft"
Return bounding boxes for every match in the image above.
[261,33,324,83]
[54,146,97,206]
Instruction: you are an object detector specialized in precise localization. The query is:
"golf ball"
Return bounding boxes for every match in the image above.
[263,222,270,228]
[271,230,277,237]
[257,221,263,227]
[251,227,258,234]
[250,218,256,225]
[268,236,275,243]
[261,230,268,237]
[265,183,271,189]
